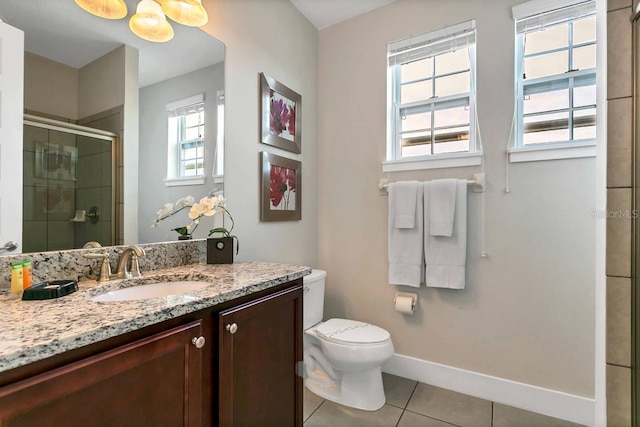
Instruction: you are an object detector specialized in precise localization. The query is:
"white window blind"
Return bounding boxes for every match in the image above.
[388,20,476,67]
[514,0,595,34]
[512,0,597,150]
[167,94,204,117]
[386,20,477,164]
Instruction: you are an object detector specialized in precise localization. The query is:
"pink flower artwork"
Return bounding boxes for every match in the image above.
[269,91,296,142]
[269,165,296,210]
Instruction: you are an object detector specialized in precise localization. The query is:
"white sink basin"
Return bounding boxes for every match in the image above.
[90,281,210,302]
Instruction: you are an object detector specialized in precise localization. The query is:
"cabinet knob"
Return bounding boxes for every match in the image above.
[226,323,238,334]
[192,336,206,348]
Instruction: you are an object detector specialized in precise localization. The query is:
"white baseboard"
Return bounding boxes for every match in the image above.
[382,353,594,427]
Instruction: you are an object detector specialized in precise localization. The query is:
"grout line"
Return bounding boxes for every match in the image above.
[304,397,326,424]
[607,361,632,368]
[404,381,419,410]
[402,409,461,427]
[491,401,494,427]
[607,95,633,101]
[607,5,632,13]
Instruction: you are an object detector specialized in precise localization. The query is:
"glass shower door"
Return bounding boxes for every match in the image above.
[22,121,116,252]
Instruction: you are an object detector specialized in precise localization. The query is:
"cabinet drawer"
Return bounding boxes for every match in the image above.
[0,320,204,427]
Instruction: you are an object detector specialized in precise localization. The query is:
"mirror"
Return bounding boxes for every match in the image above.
[0,0,225,253]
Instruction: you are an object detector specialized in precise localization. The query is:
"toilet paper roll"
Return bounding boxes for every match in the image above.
[395,295,414,315]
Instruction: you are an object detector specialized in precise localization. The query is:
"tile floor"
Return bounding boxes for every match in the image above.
[303,373,585,427]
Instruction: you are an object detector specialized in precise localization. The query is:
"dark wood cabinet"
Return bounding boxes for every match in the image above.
[0,279,303,427]
[218,285,303,427]
[0,320,204,427]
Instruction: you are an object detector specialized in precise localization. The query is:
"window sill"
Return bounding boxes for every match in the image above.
[382,152,482,172]
[508,142,596,163]
[164,176,206,187]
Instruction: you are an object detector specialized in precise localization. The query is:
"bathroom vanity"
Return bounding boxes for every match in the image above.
[0,261,309,427]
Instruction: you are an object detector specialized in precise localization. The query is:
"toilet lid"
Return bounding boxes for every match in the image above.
[316,318,390,345]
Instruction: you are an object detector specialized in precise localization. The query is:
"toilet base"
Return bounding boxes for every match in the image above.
[305,366,386,411]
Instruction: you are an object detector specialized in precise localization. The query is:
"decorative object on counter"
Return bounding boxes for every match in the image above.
[260,152,302,221]
[22,280,78,300]
[207,237,233,264]
[22,260,33,290]
[152,195,238,262]
[10,263,23,298]
[260,73,302,154]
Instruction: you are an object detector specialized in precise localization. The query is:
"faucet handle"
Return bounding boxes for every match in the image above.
[83,252,112,282]
[129,253,142,278]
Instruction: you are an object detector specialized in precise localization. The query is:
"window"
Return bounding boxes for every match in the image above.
[166,94,205,184]
[514,0,596,149]
[387,20,477,166]
[213,90,224,181]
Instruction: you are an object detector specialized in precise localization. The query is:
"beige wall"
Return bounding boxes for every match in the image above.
[318,0,596,397]
[199,0,318,266]
[24,52,78,119]
[78,45,127,119]
[606,0,633,424]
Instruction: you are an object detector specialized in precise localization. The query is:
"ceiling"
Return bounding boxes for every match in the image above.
[0,0,224,88]
[289,0,396,29]
[0,0,394,87]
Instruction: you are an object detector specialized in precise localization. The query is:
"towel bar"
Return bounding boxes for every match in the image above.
[379,173,485,193]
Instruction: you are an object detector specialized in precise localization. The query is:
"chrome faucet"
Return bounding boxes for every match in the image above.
[115,245,146,279]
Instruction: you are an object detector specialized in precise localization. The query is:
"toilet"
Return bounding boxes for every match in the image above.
[303,269,394,411]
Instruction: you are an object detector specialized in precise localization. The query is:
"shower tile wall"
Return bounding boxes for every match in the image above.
[607,0,633,425]
[74,136,113,247]
[79,106,123,245]
[23,126,76,252]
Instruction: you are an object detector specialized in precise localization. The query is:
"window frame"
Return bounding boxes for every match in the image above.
[386,20,479,171]
[176,110,205,178]
[512,0,597,158]
[164,94,206,186]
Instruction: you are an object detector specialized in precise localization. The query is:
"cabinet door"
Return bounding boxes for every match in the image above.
[0,320,205,427]
[219,285,303,427]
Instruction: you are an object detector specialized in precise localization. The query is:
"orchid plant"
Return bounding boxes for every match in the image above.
[152,195,238,253]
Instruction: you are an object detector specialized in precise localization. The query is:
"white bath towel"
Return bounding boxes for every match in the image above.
[388,182,423,287]
[424,180,467,289]
[430,178,458,237]
[393,181,419,228]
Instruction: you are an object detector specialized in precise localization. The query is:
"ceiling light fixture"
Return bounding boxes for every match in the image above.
[74,0,128,19]
[161,0,209,27]
[129,0,175,43]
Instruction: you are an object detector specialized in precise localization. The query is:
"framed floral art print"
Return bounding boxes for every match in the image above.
[260,73,302,154]
[260,152,301,221]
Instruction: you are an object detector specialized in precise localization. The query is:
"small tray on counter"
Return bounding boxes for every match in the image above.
[22,280,78,300]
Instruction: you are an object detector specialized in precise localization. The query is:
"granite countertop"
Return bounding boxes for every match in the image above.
[0,261,311,373]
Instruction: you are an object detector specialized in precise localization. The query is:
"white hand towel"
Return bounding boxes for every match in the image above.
[393,181,419,228]
[430,178,458,237]
[424,180,467,289]
[388,182,423,287]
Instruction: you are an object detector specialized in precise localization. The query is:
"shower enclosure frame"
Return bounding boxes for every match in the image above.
[633,3,640,424]
[23,114,119,250]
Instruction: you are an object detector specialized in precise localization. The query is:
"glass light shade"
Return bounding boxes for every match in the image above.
[74,0,128,19]
[161,0,208,27]
[129,0,174,43]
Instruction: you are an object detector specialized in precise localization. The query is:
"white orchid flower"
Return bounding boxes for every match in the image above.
[176,196,195,208]
[157,203,173,218]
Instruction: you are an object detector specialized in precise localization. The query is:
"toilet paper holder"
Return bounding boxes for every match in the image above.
[394,291,418,311]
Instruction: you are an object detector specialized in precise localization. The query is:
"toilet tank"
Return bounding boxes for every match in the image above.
[303,269,326,330]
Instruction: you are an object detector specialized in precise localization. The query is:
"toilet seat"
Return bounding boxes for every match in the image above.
[316,318,390,346]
